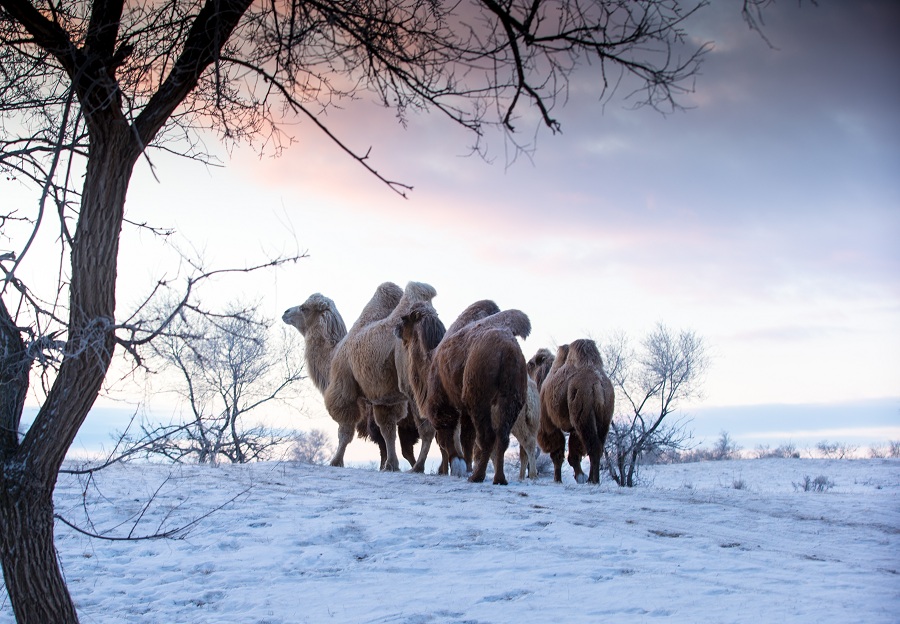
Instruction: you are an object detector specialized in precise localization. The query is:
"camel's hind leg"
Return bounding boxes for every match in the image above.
[469,408,496,484]
[435,427,465,477]
[429,397,465,477]
[538,420,565,483]
[398,414,420,469]
[567,433,587,484]
[519,443,538,480]
[490,401,517,485]
[460,416,476,472]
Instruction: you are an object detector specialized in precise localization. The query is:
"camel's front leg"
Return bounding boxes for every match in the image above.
[410,416,434,473]
[373,403,403,472]
[330,420,355,468]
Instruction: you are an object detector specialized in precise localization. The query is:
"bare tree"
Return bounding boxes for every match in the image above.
[711,430,741,460]
[0,0,786,620]
[125,303,305,465]
[754,442,800,459]
[815,440,858,460]
[601,324,709,487]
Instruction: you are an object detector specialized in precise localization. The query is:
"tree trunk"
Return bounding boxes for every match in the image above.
[0,124,138,623]
[0,466,78,624]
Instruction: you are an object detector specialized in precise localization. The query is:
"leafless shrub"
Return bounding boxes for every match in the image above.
[754,443,800,459]
[290,429,334,465]
[535,452,555,479]
[869,440,900,459]
[643,431,737,465]
[793,475,835,492]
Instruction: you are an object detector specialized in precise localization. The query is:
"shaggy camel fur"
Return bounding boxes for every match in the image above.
[440,299,500,470]
[282,291,421,470]
[538,339,614,484]
[346,281,438,472]
[527,347,556,391]
[447,300,538,480]
[283,283,417,468]
[395,300,539,480]
[396,300,530,484]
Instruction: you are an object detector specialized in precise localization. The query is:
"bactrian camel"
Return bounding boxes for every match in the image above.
[282,283,418,468]
[396,301,539,480]
[397,300,531,484]
[345,281,438,472]
[537,339,614,484]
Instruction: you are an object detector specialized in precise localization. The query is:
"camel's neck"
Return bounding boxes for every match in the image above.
[404,340,432,409]
[305,333,340,395]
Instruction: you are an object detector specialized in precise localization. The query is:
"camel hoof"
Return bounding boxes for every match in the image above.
[575,473,587,484]
[449,458,467,478]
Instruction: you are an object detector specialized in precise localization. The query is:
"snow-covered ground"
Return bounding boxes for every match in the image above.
[2,458,898,623]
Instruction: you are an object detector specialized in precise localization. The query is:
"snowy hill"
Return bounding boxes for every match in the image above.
[2,458,898,623]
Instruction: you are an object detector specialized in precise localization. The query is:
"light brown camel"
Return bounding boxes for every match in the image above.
[346,281,438,472]
[396,300,530,484]
[537,339,614,484]
[282,283,418,468]
[515,377,540,480]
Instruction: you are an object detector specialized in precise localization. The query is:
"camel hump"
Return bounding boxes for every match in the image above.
[375,282,404,299]
[447,299,501,335]
[553,344,570,368]
[353,282,404,330]
[568,339,603,368]
[480,309,530,339]
[403,281,438,303]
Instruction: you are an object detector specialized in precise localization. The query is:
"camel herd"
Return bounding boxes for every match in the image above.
[282,281,614,485]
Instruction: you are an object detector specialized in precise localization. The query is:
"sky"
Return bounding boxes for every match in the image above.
[6,1,900,459]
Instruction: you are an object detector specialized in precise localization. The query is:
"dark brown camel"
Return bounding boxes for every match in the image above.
[397,300,530,485]
[537,339,614,484]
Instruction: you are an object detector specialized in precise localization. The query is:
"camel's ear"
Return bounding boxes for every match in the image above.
[394,310,417,340]
[393,317,407,341]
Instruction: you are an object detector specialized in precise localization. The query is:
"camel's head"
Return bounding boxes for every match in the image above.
[394,301,445,350]
[527,348,555,377]
[282,293,346,342]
